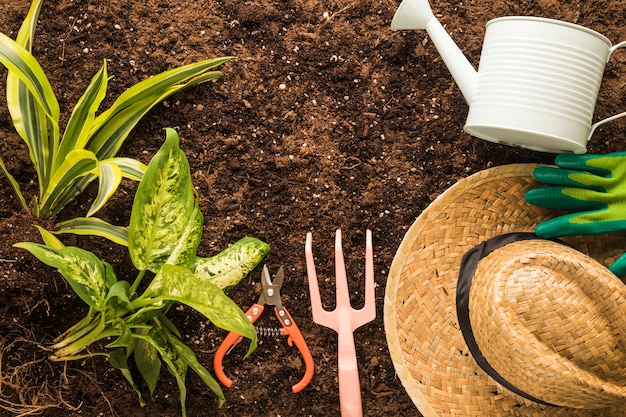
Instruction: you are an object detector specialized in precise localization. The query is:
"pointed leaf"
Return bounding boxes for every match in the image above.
[0,150,27,210]
[109,349,146,406]
[13,243,108,311]
[38,149,98,215]
[55,217,129,246]
[165,204,203,269]
[138,265,256,346]
[34,225,65,249]
[87,161,122,217]
[108,157,146,181]
[128,128,195,272]
[0,33,59,120]
[140,328,189,416]
[88,58,231,160]
[4,0,59,193]
[57,61,109,167]
[106,280,132,314]
[105,320,133,348]
[134,329,161,397]
[191,237,269,291]
[2,27,60,193]
[162,328,224,406]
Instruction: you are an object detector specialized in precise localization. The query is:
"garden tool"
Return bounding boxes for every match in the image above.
[525,152,626,277]
[305,229,376,417]
[390,0,626,153]
[213,265,314,393]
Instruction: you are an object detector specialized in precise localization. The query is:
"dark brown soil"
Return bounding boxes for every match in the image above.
[0,0,625,416]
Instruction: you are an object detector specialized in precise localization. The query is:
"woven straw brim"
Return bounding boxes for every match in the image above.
[384,164,626,417]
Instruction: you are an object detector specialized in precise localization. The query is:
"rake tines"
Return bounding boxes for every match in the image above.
[305,229,375,417]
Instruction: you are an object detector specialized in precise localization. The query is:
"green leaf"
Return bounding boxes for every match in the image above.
[107,157,146,181]
[162,328,225,406]
[38,149,98,216]
[109,349,146,406]
[3,0,60,196]
[128,128,195,272]
[13,243,108,311]
[165,203,203,269]
[107,280,130,299]
[103,260,117,290]
[88,58,232,160]
[191,237,270,291]
[134,330,161,397]
[0,155,27,210]
[139,328,189,416]
[57,61,108,167]
[105,320,133,348]
[137,264,257,348]
[87,161,123,217]
[55,217,129,246]
[34,225,65,249]
[0,33,58,120]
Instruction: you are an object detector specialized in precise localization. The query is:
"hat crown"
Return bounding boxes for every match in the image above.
[470,238,626,408]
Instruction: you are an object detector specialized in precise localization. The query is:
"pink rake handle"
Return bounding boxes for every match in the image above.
[305,229,376,417]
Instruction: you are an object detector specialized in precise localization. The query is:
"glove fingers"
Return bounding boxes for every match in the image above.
[534,213,617,238]
[554,154,613,177]
[525,186,605,211]
[609,252,626,279]
[532,166,603,190]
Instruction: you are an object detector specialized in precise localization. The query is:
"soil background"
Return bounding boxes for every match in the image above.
[0,0,625,416]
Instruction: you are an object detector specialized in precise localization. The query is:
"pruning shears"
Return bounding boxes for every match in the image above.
[214,265,314,393]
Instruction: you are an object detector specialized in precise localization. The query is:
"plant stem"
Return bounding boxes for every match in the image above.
[50,351,109,362]
[51,313,107,359]
[130,269,147,295]
[52,308,96,343]
[51,316,101,350]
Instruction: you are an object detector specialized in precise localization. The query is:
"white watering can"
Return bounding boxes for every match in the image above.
[391,0,626,153]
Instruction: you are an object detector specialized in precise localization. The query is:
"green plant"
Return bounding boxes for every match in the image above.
[15,129,269,415]
[0,0,233,217]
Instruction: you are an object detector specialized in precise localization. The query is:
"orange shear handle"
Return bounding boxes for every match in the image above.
[214,303,264,388]
[278,306,315,393]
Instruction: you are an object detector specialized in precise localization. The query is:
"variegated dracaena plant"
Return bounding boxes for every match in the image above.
[15,129,269,415]
[0,0,233,218]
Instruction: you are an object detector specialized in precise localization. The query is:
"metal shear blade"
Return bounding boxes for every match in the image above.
[258,265,284,308]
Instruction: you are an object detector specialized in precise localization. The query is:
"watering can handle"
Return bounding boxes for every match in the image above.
[590,42,626,139]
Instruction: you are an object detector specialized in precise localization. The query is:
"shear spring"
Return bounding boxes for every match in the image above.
[256,326,288,337]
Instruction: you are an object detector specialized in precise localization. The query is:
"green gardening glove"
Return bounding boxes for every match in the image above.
[524,152,626,277]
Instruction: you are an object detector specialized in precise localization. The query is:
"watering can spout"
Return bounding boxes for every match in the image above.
[391,0,478,103]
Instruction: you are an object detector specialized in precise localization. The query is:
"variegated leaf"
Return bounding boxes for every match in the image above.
[38,149,98,216]
[191,237,269,291]
[34,225,65,249]
[87,161,122,217]
[128,128,195,272]
[0,31,59,125]
[13,243,109,311]
[164,204,203,269]
[137,264,257,346]
[109,157,146,181]
[57,61,109,167]
[140,327,189,416]
[88,58,231,160]
[55,217,129,246]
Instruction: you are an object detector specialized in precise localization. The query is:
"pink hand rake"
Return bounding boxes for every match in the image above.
[305,229,376,417]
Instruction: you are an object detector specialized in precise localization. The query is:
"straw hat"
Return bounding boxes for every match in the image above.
[384,164,626,416]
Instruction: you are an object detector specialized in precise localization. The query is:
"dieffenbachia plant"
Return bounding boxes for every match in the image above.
[0,0,233,217]
[15,129,269,415]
